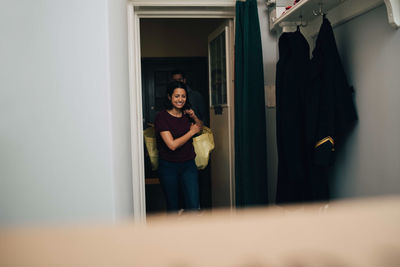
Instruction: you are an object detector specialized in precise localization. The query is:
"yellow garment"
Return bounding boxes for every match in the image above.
[143,126,158,171]
[193,127,215,170]
[143,126,215,170]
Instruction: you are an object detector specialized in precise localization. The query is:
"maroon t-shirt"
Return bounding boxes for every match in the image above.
[154,110,196,162]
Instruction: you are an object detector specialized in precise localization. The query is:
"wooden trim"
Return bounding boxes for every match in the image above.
[145,178,161,185]
[127,3,147,223]
[226,19,236,208]
[384,0,400,28]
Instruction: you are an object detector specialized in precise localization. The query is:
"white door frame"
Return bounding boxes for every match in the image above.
[127,0,236,222]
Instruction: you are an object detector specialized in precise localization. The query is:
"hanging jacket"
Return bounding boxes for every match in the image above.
[276,29,311,204]
[306,17,358,201]
[307,17,358,165]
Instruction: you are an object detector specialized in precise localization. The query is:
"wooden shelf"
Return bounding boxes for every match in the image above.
[270,0,344,31]
[268,0,399,34]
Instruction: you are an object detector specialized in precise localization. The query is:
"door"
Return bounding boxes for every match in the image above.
[208,20,235,208]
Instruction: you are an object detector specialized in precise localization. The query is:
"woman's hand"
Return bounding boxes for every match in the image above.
[185,109,203,131]
[184,109,196,119]
[190,123,201,135]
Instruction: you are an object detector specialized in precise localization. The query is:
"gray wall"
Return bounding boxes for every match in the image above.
[0,0,132,225]
[332,5,400,198]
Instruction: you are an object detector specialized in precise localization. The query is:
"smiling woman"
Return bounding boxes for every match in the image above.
[154,81,204,212]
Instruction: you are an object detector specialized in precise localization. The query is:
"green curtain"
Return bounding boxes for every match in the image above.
[235,0,268,206]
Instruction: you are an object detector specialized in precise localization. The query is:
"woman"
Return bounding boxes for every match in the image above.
[155,81,203,212]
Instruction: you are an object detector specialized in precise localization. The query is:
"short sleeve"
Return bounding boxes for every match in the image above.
[155,111,169,133]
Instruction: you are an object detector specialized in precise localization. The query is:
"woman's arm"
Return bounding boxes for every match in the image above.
[184,109,203,128]
[160,123,201,151]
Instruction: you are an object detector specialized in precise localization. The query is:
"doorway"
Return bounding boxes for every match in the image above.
[141,56,210,213]
[127,2,236,221]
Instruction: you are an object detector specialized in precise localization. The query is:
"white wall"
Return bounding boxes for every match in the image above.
[332,5,400,198]
[0,0,132,225]
[258,0,279,203]
[107,0,134,221]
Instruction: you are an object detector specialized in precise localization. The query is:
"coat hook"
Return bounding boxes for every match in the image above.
[312,2,324,16]
[298,15,307,27]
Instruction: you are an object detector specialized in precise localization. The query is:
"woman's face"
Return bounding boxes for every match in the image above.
[169,88,186,110]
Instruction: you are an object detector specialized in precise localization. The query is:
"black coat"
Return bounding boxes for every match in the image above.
[306,17,358,200]
[276,29,311,204]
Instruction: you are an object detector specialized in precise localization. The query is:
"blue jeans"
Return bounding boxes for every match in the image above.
[158,159,199,212]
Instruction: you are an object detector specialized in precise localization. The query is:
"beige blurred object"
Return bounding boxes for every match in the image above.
[1,196,400,267]
[265,84,276,107]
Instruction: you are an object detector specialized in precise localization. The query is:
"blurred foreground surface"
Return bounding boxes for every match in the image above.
[1,196,400,267]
